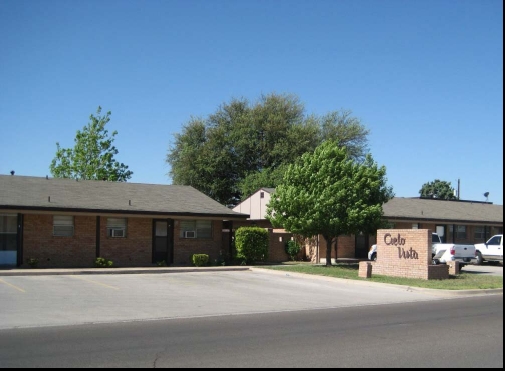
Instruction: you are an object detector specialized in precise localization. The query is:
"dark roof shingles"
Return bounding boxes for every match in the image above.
[0,175,249,219]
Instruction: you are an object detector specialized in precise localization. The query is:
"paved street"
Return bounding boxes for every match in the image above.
[0,295,502,368]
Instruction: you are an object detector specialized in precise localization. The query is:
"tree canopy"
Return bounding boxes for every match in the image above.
[167,93,370,206]
[50,106,133,182]
[419,179,456,200]
[266,140,394,266]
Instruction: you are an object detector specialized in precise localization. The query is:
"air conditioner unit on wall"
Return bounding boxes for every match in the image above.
[184,231,196,238]
[109,228,125,238]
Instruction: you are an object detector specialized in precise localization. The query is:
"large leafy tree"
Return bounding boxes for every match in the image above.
[419,179,456,200]
[167,93,370,206]
[266,140,394,266]
[50,106,133,181]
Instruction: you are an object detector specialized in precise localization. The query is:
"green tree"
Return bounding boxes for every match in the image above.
[266,140,394,266]
[167,93,370,206]
[419,179,456,200]
[50,106,133,181]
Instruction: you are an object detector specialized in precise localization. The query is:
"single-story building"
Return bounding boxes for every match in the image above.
[233,188,504,263]
[0,174,249,268]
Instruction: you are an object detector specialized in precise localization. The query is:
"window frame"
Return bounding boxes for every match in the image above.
[456,225,467,240]
[106,218,127,238]
[179,220,213,239]
[53,215,74,237]
[474,226,487,240]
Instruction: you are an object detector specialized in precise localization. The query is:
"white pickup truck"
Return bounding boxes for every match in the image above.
[431,236,476,267]
[368,232,476,268]
[474,234,503,265]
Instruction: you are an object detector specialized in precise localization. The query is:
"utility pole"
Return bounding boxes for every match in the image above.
[457,178,460,200]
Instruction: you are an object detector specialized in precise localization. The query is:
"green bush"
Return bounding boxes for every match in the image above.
[156,260,167,267]
[95,257,113,268]
[191,254,210,267]
[285,240,301,261]
[235,227,269,264]
[27,258,39,268]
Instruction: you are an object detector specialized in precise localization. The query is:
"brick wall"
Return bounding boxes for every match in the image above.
[23,214,96,268]
[22,214,226,268]
[99,217,152,267]
[173,220,223,265]
[304,235,359,263]
[268,229,304,262]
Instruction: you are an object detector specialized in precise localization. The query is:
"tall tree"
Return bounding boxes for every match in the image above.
[266,140,394,266]
[167,93,370,206]
[50,106,133,181]
[419,179,456,200]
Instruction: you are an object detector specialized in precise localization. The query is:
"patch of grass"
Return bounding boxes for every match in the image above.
[261,264,503,290]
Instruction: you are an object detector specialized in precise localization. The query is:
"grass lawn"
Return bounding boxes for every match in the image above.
[258,263,503,290]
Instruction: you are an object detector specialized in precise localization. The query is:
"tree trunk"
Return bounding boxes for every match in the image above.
[334,237,338,263]
[324,235,332,266]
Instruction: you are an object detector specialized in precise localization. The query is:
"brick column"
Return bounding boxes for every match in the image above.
[359,261,373,278]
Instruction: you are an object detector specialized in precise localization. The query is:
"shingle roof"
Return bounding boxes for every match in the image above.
[261,187,276,194]
[383,197,503,224]
[0,175,249,219]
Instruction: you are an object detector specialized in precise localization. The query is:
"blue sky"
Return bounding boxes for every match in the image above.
[1,0,503,204]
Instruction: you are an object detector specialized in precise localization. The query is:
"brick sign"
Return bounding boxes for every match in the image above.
[360,229,449,280]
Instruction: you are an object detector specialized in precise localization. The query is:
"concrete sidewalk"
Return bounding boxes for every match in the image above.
[0,265,251,276]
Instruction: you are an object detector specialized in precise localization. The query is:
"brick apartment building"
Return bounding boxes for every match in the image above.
[0,174,249,268]
[233,188,504,263]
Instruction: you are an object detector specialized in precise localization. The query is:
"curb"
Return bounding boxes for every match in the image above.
[0,266,250,277]
[249,267,504,296]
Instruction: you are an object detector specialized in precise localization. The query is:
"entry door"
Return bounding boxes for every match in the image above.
[355,233,369,259]
[152,219,174,265]
[0,215,17,266]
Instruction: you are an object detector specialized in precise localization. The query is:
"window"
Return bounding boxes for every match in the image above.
[53,216,74,237]
[412,223,419,229]
[107,218,127,238]
[179,220,212,239]
[0,215,17,253]
[456,225,466,239]
[474,226,488,240]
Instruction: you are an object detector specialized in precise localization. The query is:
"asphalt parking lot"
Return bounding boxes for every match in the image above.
[1,267,500,331]
[463,262,503,276]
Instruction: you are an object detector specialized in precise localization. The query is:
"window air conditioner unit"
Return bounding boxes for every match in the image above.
[184,231,196,238]
[111,229,125,238]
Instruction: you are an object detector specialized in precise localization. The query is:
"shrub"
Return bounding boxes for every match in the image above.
[235,227,269,264]
[214,250,229,266]
[191,254,209,267]
[95,257,113,268]
[27,258,39,268]
[156,260,167,267]
[285,240,301,261]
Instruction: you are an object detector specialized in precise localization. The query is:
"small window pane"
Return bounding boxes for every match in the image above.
[474,226,486,239]
[456,225,466,239]
[156,222,168,237]
[107,218,126,228]
[53,216,74,236]
[196,220,212,239]
[0,216,17,234]
[180,221,196,238]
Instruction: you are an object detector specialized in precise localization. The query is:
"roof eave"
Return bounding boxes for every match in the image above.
[0,205,250,220]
